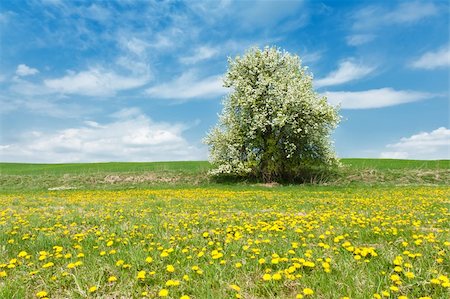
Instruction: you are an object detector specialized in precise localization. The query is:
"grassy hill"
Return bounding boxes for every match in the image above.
[1,159,449,192]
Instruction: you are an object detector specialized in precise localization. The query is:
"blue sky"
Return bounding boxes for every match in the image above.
[0,0,449,162]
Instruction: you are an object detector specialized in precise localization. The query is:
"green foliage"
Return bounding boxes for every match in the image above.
[205,46,341,182]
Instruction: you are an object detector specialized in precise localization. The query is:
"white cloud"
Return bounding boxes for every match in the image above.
[299,50,322,64]
[381,127,450,159]
[44,68,150,96]
[16,64,39,76]
[238,0,307,29]
[315,60,375,88]
[146,71,227,100]
[180,46,219,64]
[189,0,307,31]
[120,36,149,57]
[387,1,438,23]
[0,96,92,118]
[410,45,450,70]
[0,109,205,162]
[10,78,54,96]
[0,11,13,24]
[352,1,438,30]
[346,34,375,46]
[323,88,434,109]
[116,56,150,74]
[80,4,112,23]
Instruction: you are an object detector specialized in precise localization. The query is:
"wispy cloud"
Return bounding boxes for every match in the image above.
[120,36,150,57]
[10,79,53,96]
[0,11,14,24]
[146,71,227,100]
[44,68,151,97]
[386,1,438,23]
[346,34,375,46]
[0,108,205,162]
[189,0,307,31]
[180,46,219,64]
[315,60,375,88]
[323,88,434,109]
[0,95,97,118]
[236,0,307,30]
[79,3,113,23]
[298,50,322,64]
[410,45,450,70]
[352,1,438,30]
[381,127,450,159]
[16,64,39,76]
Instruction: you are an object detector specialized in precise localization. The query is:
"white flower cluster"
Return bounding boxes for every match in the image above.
[204,47,340,180]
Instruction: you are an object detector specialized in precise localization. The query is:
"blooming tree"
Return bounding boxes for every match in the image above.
[205,46,340,182]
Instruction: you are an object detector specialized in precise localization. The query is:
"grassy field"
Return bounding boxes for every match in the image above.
[0,160,449,298]
[0,161,212,175]
[339,159,449,170]
[1,159,448,175]
[0,187,449,298]
[1,159,449,192]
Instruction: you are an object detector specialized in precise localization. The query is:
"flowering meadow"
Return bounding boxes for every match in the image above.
[0,187,449,298]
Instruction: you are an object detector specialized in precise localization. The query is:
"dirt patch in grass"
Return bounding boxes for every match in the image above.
[102,173,181,184]
[255,182,282,188]
[337,168,450,186]
[48,186,78,191]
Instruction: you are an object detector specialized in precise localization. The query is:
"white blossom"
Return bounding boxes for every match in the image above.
[204,47,340,181]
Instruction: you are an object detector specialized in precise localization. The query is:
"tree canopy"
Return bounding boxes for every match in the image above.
[205,46,340,182]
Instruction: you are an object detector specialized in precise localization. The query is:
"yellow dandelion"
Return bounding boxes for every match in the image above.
[430,278,440,285]
[159,289,169,297]
[272,273,282,280]
[389,286,399,292]
[116,260,124,266]
[137,270,146,280]
[229,284,240,292]
[108,276,117,282]
[42,262,54,268]
[166,265,175,272]
[262,273,271,281]
[145,256,153,263]
[36,291,48,298]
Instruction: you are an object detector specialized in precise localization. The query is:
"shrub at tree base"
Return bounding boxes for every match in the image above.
[205,46,341,182]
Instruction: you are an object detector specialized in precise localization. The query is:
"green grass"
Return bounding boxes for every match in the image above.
[1,159,449,175]
[0,187,448,298]
[0,161,449,297]
[1,159,449,193]
[341,158,449,170]
[0,161,211,175]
